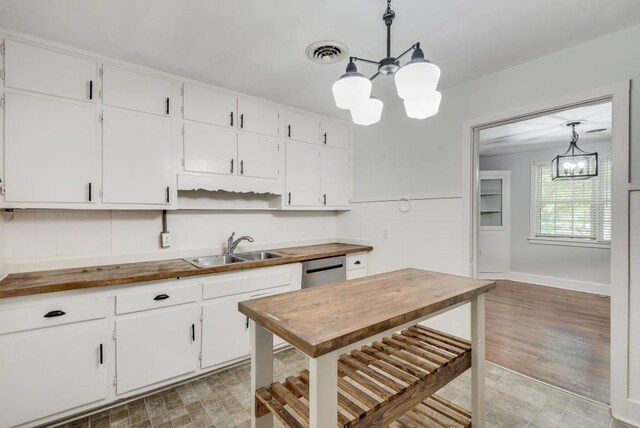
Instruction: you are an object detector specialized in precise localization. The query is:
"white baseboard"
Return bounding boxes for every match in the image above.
[508,271,610,296]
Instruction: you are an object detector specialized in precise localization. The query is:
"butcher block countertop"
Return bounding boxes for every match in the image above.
[0,243,372,299]
[239,268,495,358]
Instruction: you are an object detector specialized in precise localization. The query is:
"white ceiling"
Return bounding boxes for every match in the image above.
[0,1,639,118]
[479,102,612,156]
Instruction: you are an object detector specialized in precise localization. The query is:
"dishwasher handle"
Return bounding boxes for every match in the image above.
[305,263,344,274]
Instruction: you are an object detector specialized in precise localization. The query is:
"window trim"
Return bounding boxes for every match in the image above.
[529,157,611,249]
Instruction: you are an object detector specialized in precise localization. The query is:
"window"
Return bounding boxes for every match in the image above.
[530,156,611,246]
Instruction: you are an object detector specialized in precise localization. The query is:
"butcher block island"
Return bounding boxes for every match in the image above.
[239,268,495,428]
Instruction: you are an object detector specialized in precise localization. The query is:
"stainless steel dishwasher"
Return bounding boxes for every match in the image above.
[301,255,346,288]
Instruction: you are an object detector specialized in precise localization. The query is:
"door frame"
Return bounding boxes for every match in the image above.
[461,81,630,414]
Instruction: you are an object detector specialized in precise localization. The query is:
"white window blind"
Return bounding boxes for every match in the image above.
[531,156,611,244]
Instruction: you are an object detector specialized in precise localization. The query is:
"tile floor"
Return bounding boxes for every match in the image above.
[56,348,624,428]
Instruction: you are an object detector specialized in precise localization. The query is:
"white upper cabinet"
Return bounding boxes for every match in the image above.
[3,39,97,102]
[322,118,351,149]
[183,122,236,175]
[285,110,320,144]
[321,147,351,207]
[102,109,173,205]
[285,142,321,207]
[183,83,236,128]
[237,133,281,180]
[237,97,280,137]
[102,65,172,116]
[4,92,98,204]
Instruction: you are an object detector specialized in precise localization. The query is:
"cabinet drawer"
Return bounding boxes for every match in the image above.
[102,64,172,116]
[346,252,368,271]
[203,266,297,300]
[116,284,199,315]
[0,297,107,335]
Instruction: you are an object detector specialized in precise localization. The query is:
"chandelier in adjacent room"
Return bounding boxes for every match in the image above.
[551,122,599,180]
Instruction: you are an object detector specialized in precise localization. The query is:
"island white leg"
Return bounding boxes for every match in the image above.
[471,294,486,428]
[250,320,273,428]
[308,350,338,428]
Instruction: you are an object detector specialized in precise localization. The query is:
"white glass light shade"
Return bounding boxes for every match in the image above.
[332,74,372,110]
[394,61,441,99]
[350,97,383,126]
[403,91,442,119]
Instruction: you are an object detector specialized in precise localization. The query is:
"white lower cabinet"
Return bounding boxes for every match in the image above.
[0,320,109,427]
[115,305,199,394]
[201,294,250,368]
[346,252,369,280]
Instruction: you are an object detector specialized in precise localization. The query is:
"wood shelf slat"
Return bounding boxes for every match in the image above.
[255,325,472,427]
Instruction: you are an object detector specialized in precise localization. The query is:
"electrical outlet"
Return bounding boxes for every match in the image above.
[160,232,171,248]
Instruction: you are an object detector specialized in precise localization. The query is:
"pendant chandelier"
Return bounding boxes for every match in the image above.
[551,122,598,180]
[331,0,442,126]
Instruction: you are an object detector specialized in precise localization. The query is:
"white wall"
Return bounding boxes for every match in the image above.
[479,142,611,288]
[3,210,337,272]
[629,191,640,403]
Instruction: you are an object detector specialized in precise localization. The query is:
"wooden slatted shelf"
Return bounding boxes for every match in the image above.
[255,325,472,427]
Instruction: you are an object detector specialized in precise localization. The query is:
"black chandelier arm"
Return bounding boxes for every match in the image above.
[369,71,382,81]
[395,43,420,62]
[350,56,381,66]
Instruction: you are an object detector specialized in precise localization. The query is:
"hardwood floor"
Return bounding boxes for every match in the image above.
[485,280,610,404]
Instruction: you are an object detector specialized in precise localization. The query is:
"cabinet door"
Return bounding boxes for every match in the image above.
[102,65,172,116]
[183,122,237,175]
[201,295,249,369]
[183,83,236,128]
[115,306,199,394]
[286,110,320,144]
[102,109,173,205]
[321,147,351,207]
[285,142,321,207]
[322,118,351,149]
[238,97,280,137]
[4,92,98,204]
[237,133,281,179]
[0,321,108,427]
[4,39,97,102]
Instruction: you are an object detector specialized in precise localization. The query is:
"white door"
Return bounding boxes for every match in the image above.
[201,295,249,368]
[183,83,237,128]
[102,65,173,116]
[0,321,108,428]
[286,110,320,144]
[237,97,280,137]
[115,306,199,394]
[102,109,173,205]
[322,118,351,149]
[321,147,351,207]
[4,92,98,204]
[285,142,321,207]
[237,133,281,179]
[183,122,237,175]
[4,39,97,102]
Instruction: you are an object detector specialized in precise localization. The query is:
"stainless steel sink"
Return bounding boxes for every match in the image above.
[184,255,245,268]
[235,251,285,261]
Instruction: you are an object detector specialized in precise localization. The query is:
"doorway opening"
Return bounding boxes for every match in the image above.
[462,82,630,410]
[477,101,612,403]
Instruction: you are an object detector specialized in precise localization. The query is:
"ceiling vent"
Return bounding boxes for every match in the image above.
[306,41,348,64]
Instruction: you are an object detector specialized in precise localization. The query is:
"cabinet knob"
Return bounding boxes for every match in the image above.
[287,192,292,205]
[323,132,327,144]
[153,294,170,301]
[191,324,196,342]
[166,186,170,204]
[240,114,244,129]
[240,160,244,175]
[165,97,170,115]
[230,158,234,174]
[99,344,104,364]
[230,111,234,127]
[287,124,291,138]
[88,80,93,100]
[354,260,361,265]
[323,193,327,205]
[88,182,93,202]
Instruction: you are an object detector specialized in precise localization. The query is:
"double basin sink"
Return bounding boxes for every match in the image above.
[184,251,285,268]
